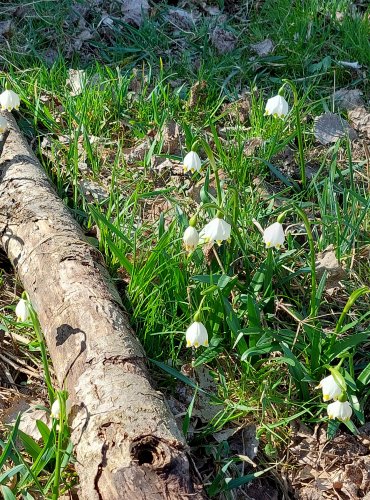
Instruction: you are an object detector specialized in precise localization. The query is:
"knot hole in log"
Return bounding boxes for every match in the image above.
[131,436,169,468]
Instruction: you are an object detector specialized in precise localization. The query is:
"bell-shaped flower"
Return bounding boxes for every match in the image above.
[327,400,352,421]
[318,375,342,402]
[15,298,30,322]
[186,321,208,348]
[0,90,20,112]
[263,222,285,249]
[265,95,289,118]
[200,217,231,245]
[51,399,61,419]
[0,116,7,133]
[183,151,201,173]
[183,226,199,252]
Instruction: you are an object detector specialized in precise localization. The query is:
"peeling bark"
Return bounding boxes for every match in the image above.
[0,113,202,499]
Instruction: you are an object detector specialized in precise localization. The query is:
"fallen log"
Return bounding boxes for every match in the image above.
[0,112,202,499]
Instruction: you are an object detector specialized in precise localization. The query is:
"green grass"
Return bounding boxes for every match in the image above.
[0,0,369,497]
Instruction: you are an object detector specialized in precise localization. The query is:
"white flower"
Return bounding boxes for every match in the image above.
[327,400,352,421]
[186,321,208,348]
[183,151,201,173]
[265,95,289,118]
[200,217,231,245]
[0,90,20,111]
[51,399,60,419]
[0,116,7,133]
[15,299,30,322]
[183,226,199,252]
[263,222,285,249]
[318,375,342,402]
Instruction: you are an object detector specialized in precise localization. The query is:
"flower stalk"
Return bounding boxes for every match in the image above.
[202,140,222,207]
[26,295,54,404]
[294,206,317,319]
[281,79,306,188]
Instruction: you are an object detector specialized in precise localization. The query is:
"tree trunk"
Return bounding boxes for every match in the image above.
[0,113,202,499]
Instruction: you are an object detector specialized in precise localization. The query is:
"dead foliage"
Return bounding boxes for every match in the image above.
[287,421,370,500]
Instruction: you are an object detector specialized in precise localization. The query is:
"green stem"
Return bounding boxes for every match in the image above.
[282,79,306,188]
[295,105,306,188]
[52,393,65,500]
[294,206,317,319]
[202,140,222,206]
[335,286,370,334]
[28,303,54,404]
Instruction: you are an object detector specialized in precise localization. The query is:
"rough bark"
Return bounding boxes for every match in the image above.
[0,113,202,499]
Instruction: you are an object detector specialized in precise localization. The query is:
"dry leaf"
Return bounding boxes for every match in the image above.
[244,137,263,155]
[338,60,362,70]
[210,27,237,54]
[79,180,109,203]
[188,80,207,109]
[314,112,357,144]
[348,106,370,139]
[167,8,195,30]
[250,39,274,56]
[66,69,86,97]
[0,20,12,37]
[73,29,93,51]
[160,120,182,155]
[315,245,346,292]
[333,89,364,110]
[123,140,150,164]
[120,0,149,27]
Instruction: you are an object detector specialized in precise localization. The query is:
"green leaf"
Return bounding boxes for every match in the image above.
[17,431,42,462]
[88,204,132,248]
[326,419,340,440]
[105,235,133,275]
[327,333,369,361]
[0,413,21,470]
[1,485,16,500]
[358,363,370,386]
[36,420,51,444]
[200,166,211,203]
[150,359,209,395]
[0,464,25,483]
[280,343,310,399]
[193,337,223,367]
[241,342,280,360]
[158,212,165,238]
[183,387,197,436]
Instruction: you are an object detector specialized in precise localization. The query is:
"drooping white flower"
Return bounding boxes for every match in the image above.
[263,222,285,249]
[51,399,60,419]
[186,321,208,348]
[183,151,201,173]
[327,400,352,421]
[15,298,30,322]
[183,226,199,252]
[0,116,7,133]
[265,95,289,118]
[0,90,20,112]
[318,375,342,402]
[200,217,231,245]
